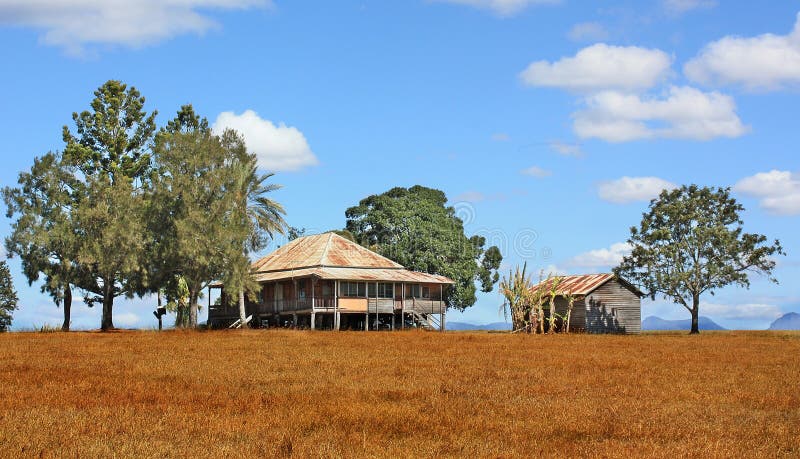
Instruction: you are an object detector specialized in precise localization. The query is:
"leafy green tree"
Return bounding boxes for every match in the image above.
[287,227,306,241]
[62,80,157,331]
[345,185,503,311]
[150,105,244,328]
[0,260,18,332]
[614,185,784,334]
[4,152,82,331]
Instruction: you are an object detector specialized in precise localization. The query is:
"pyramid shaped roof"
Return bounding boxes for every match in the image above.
[252,232,404,273]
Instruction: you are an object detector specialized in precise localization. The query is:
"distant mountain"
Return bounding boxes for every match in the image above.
[447,321,511,331]
[642,316,726,331]
[768,312,800,330]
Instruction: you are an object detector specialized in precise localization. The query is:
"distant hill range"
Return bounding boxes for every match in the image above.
[642,316,726,331]
[447,321,511,331]
[768,312,800,330]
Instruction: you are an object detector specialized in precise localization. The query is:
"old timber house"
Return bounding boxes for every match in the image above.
[209,233,454,330]
[532,274,643,334]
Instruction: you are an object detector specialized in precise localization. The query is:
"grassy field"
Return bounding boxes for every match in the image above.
[1,330,798,458]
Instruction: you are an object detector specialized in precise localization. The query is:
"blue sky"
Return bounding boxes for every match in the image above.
[1,0,798,330]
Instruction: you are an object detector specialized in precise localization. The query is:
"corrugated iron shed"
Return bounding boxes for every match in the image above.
[531,273,642,297]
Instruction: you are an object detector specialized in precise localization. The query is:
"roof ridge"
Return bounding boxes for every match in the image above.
[319,232,335,265]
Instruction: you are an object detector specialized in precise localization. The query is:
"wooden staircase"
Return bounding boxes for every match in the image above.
[408,310,440,331]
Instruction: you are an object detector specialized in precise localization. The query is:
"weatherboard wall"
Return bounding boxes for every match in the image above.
[583,280,641,334]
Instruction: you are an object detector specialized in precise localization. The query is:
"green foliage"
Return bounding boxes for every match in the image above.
[62,80,156,182]
[0,260,19,332]
[149,106,251,327]
[345,185,502,311]
[614,185,784,334]
[287,227,306,241]
[3,151,81,330]
[62,80,156,330]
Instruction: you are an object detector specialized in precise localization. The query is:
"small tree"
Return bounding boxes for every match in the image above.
[0,260,19,332]
[499,263,534,332]
[561,289,577,334]
[4,152,82,331]
[615,185,783,334]
[545,276,563,334]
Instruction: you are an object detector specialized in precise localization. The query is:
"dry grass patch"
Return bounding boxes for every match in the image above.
[1,330,798,457]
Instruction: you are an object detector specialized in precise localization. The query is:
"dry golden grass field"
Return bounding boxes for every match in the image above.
[1,330,799,458]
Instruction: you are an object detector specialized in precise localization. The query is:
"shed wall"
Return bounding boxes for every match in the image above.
[584,280,641,334]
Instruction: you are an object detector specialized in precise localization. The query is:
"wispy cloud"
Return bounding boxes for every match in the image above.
[663,0,716,16]
[597,176,677,204]
[567,22,609,42]
[548,140,582,157]
[567,242,632,269]
[430,0,561,17]
[0,0,269,55]
[520,166,552,178]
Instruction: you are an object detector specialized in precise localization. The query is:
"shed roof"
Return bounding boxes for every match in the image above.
[249,233,453,285]
[531,273,643,297]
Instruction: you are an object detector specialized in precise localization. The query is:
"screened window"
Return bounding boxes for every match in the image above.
[378,283,394,299]
[409,284,430,298]
[341,282,366,297]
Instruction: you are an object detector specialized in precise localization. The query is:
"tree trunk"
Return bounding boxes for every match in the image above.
[61,284,72,332]
[101,279,115,331]
[238,289,247,328]
[189,289,199,329]
[690,294,700,335]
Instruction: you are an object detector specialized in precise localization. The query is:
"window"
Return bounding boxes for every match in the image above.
[409,284,430,299]
[322,283,332,297]
[298,280,306,298]
[377,283,394,299]
[341,282,366,297]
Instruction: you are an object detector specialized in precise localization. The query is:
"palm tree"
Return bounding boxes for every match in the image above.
[228,156,286,327]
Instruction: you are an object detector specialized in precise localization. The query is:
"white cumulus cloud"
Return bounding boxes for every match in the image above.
[573,86,749,142]
[431,0,561,17]
[212,110,318,172]
[597,176,677,204]
[685,13,800,91]
[734,170,800,216]
[567,242,632,269]
[520,43,673,93]
[0,0,268,54]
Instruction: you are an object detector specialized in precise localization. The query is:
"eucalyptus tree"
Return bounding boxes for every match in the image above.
[345,186,503,311]
[62,80,157,331]
[3,152,82,331]
[615,185,784,334]
[150,105,256,328]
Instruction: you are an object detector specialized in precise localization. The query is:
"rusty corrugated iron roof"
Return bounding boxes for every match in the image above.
[247,232,454,285]
[252,233,403,273]
[253,266,453,284]
[530,273,641,297]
